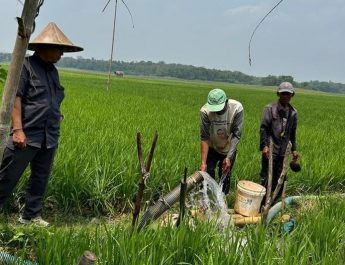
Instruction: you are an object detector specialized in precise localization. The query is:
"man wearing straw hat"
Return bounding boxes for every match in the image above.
[0,22,82,226]
[200,88,244,195]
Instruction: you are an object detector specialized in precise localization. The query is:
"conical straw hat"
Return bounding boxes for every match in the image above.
[28,22,83,52]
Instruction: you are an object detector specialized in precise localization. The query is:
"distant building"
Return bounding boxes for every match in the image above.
[114,71,124,77]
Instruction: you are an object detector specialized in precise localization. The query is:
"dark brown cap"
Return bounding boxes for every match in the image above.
[28,22,83,52]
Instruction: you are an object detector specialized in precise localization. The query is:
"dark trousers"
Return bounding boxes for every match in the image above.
[0,146,56,219]
[206,148,237,195]
[260,155,285,202]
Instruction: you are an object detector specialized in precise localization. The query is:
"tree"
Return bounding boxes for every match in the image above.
[0,0,41,163]
[0,65,7,83]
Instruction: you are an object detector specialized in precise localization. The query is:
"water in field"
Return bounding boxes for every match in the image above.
[187,171,231,229]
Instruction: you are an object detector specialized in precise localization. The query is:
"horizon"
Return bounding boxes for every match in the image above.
[1,0,344,83]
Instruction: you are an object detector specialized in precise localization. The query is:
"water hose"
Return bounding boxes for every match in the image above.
[137,171,204,231]
[266,196,301,224]
[0,252,37,265]
[266,194,345,224]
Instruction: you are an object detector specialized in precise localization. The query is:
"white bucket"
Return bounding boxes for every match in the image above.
[234,180,266,217]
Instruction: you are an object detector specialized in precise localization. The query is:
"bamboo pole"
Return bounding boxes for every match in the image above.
[0,0,40,163]
[77,251,97,265]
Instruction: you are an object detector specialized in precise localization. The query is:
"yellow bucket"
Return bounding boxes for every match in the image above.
[234,180,266,216]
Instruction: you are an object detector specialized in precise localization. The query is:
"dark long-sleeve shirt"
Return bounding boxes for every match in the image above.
[260,101,297,156]
[7,53,64,150]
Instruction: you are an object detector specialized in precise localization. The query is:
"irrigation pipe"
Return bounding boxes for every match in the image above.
[0,252,37,265]
[266,194,345,224]
[137,171,204,231]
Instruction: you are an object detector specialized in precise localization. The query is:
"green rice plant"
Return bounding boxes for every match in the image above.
[2,70,345,213]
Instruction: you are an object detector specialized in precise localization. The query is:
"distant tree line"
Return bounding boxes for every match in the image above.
[1,52,345,93]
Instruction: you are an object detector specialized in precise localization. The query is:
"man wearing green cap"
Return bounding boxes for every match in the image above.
[200,88,244,194]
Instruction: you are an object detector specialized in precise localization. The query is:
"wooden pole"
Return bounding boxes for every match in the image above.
[131,131,158,231]
[106,0,118,90]
[176,167,188,227]
[265,138,273,206]
[0,0,40,162]
[77,251,97,265]
[262,142,292,221]
[145,131,158,172]
[131,132,146,230]
[281,180,287,218]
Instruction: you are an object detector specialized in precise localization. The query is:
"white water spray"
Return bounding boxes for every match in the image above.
[187,171,232,229]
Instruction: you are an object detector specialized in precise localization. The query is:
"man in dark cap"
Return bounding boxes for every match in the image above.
[0,22,83,226]
[200,88,244,195]
[259,82,299,198]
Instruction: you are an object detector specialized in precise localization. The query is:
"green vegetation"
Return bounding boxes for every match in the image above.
[1,196,344,264]
[0,64,7,83]
[1,70,345,264]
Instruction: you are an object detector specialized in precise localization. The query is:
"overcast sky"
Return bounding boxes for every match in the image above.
[1,0,344,83]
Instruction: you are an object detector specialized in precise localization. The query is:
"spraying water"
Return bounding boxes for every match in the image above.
[187,171,232,229]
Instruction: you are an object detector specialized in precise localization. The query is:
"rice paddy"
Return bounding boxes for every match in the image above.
[1,69,345,264]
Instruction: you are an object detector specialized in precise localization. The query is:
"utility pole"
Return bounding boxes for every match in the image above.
[0,0,40,163]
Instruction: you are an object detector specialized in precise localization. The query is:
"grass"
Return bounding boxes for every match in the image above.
[1,196,345,264]
[1,69,345,264]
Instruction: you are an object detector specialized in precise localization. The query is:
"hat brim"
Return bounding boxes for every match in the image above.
[207,101,226,112]
[28,43,83,53]
[278,89,294,94]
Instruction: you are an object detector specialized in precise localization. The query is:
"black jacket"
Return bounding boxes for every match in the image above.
[260,101,297,156]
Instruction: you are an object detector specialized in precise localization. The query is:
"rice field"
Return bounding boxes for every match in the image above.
[1,69,345,264]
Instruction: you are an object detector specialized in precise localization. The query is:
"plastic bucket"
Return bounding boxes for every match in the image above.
[234,180,266,217]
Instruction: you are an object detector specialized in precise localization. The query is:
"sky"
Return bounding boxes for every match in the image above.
[0,0,344,83]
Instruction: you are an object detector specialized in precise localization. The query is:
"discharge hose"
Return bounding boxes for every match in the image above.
[137,171,204,231]
[0,252,37,265]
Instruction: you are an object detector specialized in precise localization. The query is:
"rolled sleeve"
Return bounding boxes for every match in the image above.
[200,110,210,141]
[227,110,244,159]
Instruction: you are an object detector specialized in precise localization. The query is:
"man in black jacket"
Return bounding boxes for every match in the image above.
[259,82,299,196]
[0,22,82,226]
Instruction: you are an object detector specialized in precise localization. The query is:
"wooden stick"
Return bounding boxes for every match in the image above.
[265,138,274,206]
[176,167,188,227]
[262,141,291,221]
[77,251,97,265]
[0,0,40,164]
[270,143,291,204]
[261,138,273,221]
[281,180,287,218]
[131,132,147,230]
[145,131,158,172]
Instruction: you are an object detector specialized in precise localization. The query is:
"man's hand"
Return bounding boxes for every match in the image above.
[262,146,270,159]
[222,158,231,175]
[292,151,299,162]
[13,129,27,148]
[200,162,207,172]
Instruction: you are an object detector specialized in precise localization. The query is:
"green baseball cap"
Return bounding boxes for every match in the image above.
[207,88,227,112]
